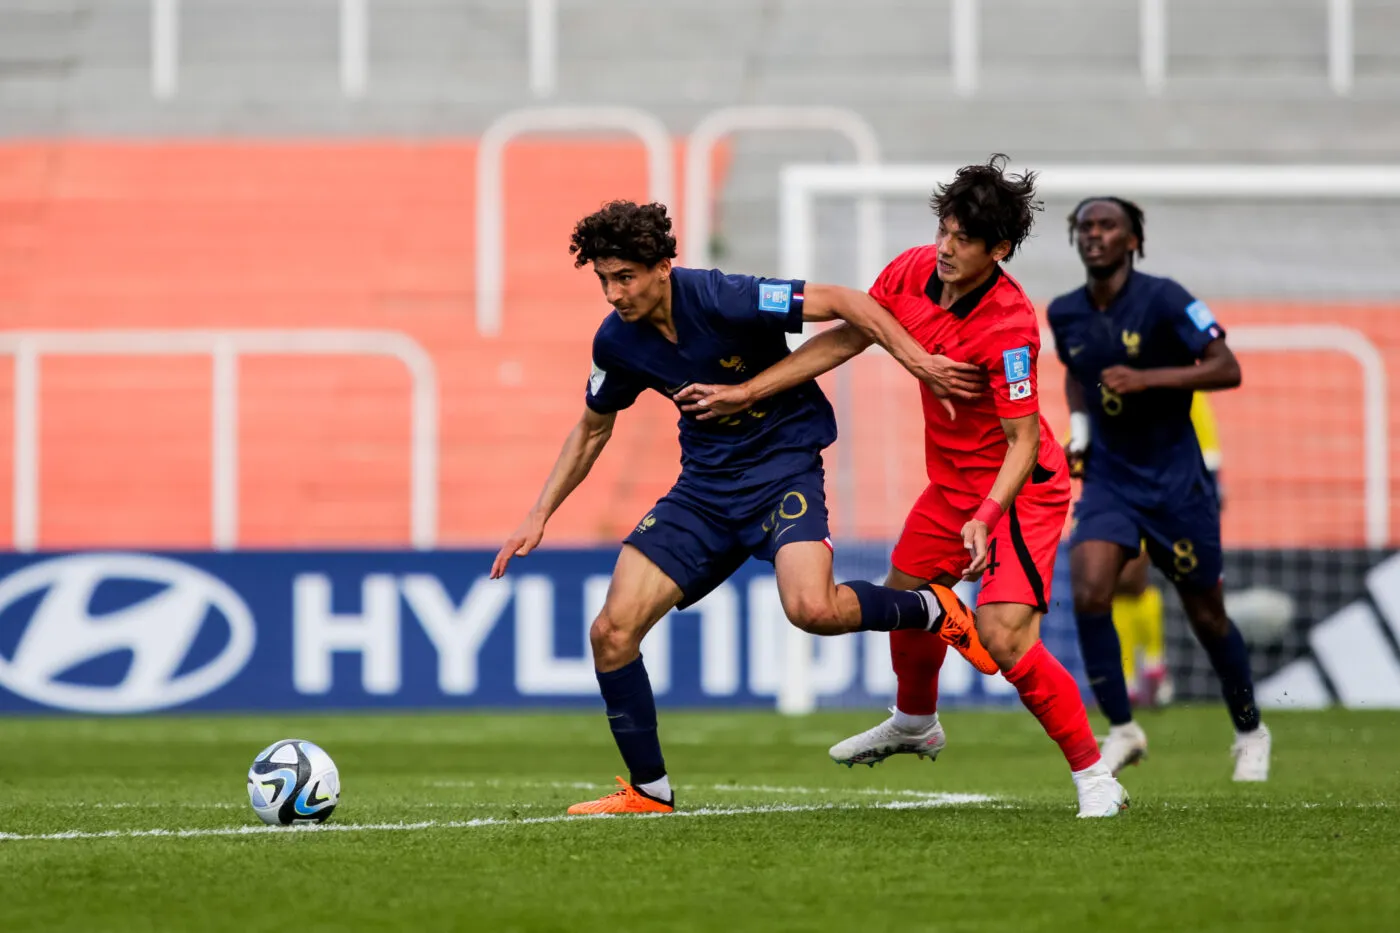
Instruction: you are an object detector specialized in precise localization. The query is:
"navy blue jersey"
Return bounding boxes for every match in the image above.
[1048,271,1224,505]
[585,267,837,493]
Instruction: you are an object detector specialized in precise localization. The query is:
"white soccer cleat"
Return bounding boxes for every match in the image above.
[829,713,946,767]
[1098,721,1149,776]
[1074,765,1130,818]
[1231,723,1272,782]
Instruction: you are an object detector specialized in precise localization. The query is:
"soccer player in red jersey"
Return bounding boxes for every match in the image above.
[680,156,1128,817]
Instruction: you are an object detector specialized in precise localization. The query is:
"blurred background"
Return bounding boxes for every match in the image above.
[1,0,1399,715]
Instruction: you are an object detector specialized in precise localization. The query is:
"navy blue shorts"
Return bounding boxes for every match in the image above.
[1070,478,1222,589]
[624,467,831,609]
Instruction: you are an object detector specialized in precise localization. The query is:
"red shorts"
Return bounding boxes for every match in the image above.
[890,478,1071,610]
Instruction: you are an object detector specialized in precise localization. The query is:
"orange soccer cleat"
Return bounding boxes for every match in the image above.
[928,584,999,675]
[566,777,675,816]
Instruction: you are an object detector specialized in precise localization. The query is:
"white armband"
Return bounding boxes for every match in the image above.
[1069,412,1091,455]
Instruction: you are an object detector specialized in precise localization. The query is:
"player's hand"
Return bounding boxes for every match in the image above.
[915,354,988,402]
[491,512,546,579]
[1064,443,1086,479]
[961,519,990,581]
[1100,365,1150,395]
[675,383,754,420]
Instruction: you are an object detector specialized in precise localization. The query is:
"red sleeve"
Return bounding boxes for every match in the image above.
[976,310,1042,419]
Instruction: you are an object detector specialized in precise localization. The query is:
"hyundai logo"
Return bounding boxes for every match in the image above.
[0,553,255,713]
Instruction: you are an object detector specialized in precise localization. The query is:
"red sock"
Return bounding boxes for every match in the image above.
[891,629,948,715]
[1005,641,1101,772]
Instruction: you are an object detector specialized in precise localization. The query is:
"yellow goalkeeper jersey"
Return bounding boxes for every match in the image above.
[1191,393,1221,472]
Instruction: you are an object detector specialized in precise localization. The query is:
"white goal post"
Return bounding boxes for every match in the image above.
[774,162,1400,715]
[779,163,1400,289]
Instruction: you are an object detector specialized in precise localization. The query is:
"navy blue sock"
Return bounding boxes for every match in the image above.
[1198,621,1261,732]
[1076,609,1134,726]
[596,656,668,790]
[843,580,934,631]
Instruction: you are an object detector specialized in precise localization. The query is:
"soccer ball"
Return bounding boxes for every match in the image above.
[246,739,340,826]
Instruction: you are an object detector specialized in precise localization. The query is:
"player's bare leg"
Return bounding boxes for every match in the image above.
[568,544,682,815]
[772,542,994,670]
[1072,540,1148,774]
[826,568,952,767]
[977,601,1127,817]
[1176,581,1269,782]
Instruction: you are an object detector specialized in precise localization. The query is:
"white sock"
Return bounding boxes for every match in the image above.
[637,775,671,801]
[915,589,945,631]
[1072,759,1110,782]
[892,709,937,732]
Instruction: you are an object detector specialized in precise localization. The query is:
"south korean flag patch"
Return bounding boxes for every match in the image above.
[1009,379,1033,401]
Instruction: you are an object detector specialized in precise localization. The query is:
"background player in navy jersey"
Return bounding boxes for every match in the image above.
[1051,196,1270,781]
[491,200,996,815]
[682,158,1129,818]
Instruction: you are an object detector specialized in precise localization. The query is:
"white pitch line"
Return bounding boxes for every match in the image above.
[427,779,975,799]
[0,795,994,844]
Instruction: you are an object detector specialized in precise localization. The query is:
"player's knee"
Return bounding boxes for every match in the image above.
[785,594,841,635]
[1073,587,1115,617]
[1187,603,1231,640]
[976,620,1033,671]
[589,611,642,668]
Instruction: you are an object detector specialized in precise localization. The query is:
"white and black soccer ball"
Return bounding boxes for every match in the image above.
[247,739,340,826]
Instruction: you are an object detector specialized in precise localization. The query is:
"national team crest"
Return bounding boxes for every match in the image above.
[1002,346,1031,382]
[758,283,793,314]
[1121,330,1142,358]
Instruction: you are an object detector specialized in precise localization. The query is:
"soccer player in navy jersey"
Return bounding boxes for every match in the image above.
[490,200,997,815]
[682,158,1130,817]
[1051,196,1270,781]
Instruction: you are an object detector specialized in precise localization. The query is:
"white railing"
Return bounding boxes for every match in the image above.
[341,0,369,99]
[149,0,371,99]
[1040,324,1388,548]
[950,0,979,97]
[151,0,178,99]
[683,106,883,275]
[144,0,1360,101]
[1329,0,1354,96]
[1139,0,1166,95]
[0,330,439,553]
[529,0,558,99]
[780,162,1400,290]
[474,106,675,337]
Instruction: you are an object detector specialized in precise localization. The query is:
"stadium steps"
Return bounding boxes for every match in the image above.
[0,140,705,548]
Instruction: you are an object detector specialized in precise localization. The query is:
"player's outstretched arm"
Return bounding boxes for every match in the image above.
[1101,338,1242,395]
[490,407,617,578]
[804,283,986,401]
[675,322,872,419]
[962,413,1040,579]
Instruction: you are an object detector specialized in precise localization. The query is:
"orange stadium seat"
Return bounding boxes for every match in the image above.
[0,142,1396,549]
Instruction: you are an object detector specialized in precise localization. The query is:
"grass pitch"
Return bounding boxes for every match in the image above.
[1,707,1396,932]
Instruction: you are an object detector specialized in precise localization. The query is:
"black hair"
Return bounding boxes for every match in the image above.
[569,200,678,268]
[930,154,1041,260]
[1067,196,1146,259]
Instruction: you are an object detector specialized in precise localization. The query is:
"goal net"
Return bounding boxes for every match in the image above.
[780,163,1400,714]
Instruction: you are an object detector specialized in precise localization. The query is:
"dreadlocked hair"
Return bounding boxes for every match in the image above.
[1068,196,1146,259]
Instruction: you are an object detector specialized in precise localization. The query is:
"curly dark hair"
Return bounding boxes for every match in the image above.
[930,154,1042,260]
[1067,196,1146,259]
[569,200,678,268]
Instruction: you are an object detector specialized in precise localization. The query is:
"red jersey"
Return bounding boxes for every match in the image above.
[869,244,1062,508]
